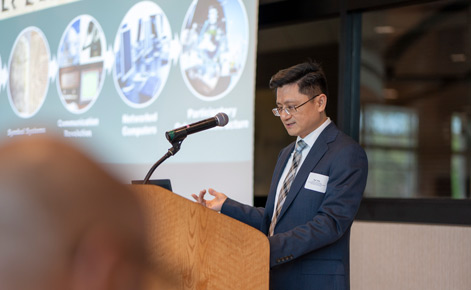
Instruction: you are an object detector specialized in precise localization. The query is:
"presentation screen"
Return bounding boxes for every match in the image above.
[0,0,257,204]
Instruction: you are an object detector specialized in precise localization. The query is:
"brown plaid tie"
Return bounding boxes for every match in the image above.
[268,140,307,237]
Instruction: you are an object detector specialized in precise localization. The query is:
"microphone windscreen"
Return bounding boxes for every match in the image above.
[215,112,229,127]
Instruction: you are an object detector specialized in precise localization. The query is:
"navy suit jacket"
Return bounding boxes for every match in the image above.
[221,123,368,290]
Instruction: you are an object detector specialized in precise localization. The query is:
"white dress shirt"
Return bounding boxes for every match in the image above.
[271,118,331,219]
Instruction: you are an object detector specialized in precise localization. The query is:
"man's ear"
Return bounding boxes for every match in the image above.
[317,94,327,111]
[70,227,120,290]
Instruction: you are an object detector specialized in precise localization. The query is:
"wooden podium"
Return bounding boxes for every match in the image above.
[131,185,270,290]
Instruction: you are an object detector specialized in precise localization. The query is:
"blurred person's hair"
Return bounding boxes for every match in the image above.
[0,135,147,290]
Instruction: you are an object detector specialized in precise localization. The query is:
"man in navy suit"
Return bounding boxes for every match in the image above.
[193,61,368,290]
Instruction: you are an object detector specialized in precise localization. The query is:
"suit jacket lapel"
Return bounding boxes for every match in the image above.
[276,123,339,223]
[265,142,295,219]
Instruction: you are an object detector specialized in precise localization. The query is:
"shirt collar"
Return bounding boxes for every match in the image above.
[297,117,331,149]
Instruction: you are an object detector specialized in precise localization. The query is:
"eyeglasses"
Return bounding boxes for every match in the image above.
[272,94,321,117]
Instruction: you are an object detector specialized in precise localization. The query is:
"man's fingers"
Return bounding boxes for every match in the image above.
[191,189,208,205]
[208,188,218,197]
[198,189,207,202]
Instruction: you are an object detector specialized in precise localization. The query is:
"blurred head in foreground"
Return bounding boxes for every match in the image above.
[0,135,147,290]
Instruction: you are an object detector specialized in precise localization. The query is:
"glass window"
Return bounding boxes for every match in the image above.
[360,0,471,198]
[255,18,340,199]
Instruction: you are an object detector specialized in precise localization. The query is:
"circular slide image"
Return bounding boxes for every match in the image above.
[113,1,172,108]
[180,0,249,101]
[8,27,50,118]
[57,15,106,114]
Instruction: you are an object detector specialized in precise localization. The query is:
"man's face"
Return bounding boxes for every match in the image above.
[276,83,327,138]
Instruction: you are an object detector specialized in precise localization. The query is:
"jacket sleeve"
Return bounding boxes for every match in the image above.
[221,198,266,230]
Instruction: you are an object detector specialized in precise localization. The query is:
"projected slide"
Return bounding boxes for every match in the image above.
[0,0,257,205]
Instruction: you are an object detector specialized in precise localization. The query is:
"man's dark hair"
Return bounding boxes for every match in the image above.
[269,60,328,98]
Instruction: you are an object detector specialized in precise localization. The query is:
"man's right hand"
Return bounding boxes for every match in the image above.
[191,188,227,212]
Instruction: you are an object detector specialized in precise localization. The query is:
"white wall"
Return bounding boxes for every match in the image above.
[350,221,471,290]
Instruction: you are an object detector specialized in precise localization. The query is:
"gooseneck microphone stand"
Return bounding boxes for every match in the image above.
[142,138,184,184]
[141,112,228,185]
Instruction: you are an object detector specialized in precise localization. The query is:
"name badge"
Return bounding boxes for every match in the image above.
[305,172,329,193]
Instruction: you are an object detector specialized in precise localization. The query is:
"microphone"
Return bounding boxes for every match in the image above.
[165,112,229,143]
